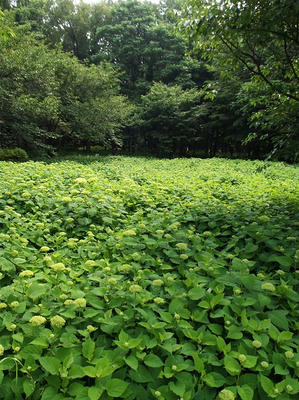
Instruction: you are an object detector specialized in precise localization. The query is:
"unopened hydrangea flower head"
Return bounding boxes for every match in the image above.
[50,263,65,272]
[285,351,294,359]
[152,279,164,287]
[129,284,142,293]
[85,260,96,267]
[176,243,188,250]
[19,270,34,278]
[252,340,262,349]
[74,177,87,184]
[50,315,66,328]
[154,297,165,305]
[73,298,86,308]
[29,316,46,326]
[40,246,50,252]
[218,389,235,400]
[261,282,276,292]
[87,325,97,332]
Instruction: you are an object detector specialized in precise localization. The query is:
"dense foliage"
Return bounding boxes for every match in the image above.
[0,0,298,159]
[180,0,299,159]
[0,156,298,399]
[0,26,132,153]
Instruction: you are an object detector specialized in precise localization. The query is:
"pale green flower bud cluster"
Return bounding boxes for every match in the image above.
[85,260,96,267]
[73,298,86,308]
[29,315,46,326]
[74,177,87,184]
[87,325,97,332]
[176,243,188,250]
[154,297,165,305]
[50,263,66,272]
[152,279,164,287]
[261,283,275,292]
[218,389,235,400]
[50,315,66,328]
[285,351,294,359]
[252,340,262,348]
[40,246,50,252]
[19,270,34,278]
[129,284,142,293]
[238,354,247,363]
[123,229,136,236]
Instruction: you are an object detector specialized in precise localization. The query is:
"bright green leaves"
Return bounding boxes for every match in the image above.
[82,338,95,361]
[224,356,241,376]
[260,375,276,398]
[204,372,226,387]
[105,379,129,397]
[23,380,35,398]
[0,157,298,400]
[144,354,164,368]
[39,357,61,375]
[169,380,186,396]
[188,287,206,300]
[237,385,254,400]
[125,354,139,371]
[95,358,117,378]
[27,283,48,300]
[88,386,103,400]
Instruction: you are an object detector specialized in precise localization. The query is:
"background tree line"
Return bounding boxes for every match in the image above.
[0,0,298,160]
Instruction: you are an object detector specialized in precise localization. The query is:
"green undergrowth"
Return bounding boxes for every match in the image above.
[0,156,298,400]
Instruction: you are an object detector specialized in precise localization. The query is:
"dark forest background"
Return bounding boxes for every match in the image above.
[0,0,298,161]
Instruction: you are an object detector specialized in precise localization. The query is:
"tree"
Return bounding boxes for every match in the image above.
[126,82,202,156]
[0,26,132,153]
[95,0,207,99]
[181,0,299,157]
[0,8,14,41]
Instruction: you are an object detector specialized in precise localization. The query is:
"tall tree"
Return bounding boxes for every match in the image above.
[0,26,132,153]
[181,0,299,157]
[95,0,207,98]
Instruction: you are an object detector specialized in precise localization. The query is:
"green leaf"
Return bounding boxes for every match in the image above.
[105,379,129,397]
[27,283,48,300]
[88,386,103,400]
[169,381,185,396]
[277,331,293,343]
[204,372,226,387]
[41,386,64,400]
[267,310,289,330]
[125,354,138,371]
[238,384,254,400]
[23,380,35,398]
[242,356,257,369]
[68,365,86,379]
[224,355,241,376]
[144,354,163,368]
[260,375,275,397]
[82,338,95,361]
[188,288,206,300]
[39,357,60,375]
[95,357,115,378]
[227,326,243,340]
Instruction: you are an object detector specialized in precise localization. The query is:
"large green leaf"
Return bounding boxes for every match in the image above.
[105,379,129,397]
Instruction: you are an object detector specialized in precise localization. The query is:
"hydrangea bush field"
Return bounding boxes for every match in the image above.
[0,156,298,400]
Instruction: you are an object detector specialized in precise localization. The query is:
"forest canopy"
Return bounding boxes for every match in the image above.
[0,0,298,160]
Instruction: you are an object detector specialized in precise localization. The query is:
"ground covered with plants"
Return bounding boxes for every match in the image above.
[0,156,298,400]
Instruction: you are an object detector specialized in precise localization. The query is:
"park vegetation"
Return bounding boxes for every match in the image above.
[0,157,298,399]
[0,0,298,160]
